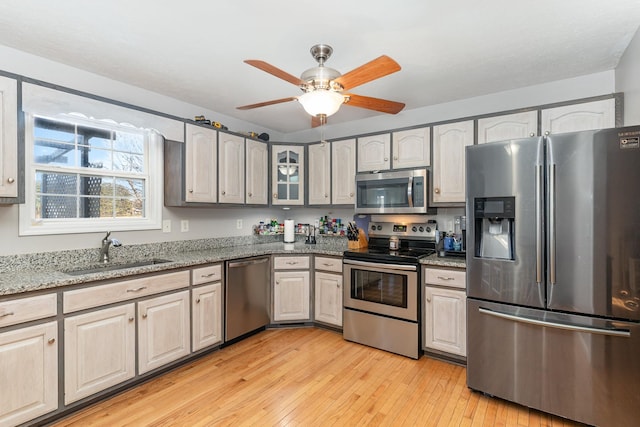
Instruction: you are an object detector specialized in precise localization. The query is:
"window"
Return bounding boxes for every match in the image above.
[20,114,163,235]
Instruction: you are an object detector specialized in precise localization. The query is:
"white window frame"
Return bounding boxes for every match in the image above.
[19,113,163,236]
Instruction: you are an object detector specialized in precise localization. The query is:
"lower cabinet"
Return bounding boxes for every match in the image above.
[138,291,190,374]
[192,282,223,351]
[314,256,343,327]
[273,271,310,322]
[0,321,58,426]
[423,267,467,357]
[64,304,136,404]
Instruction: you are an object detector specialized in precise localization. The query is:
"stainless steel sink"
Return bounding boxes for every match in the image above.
[63,258,172,276]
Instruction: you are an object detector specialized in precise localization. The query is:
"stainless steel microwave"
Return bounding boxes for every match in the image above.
[355,169,432,214]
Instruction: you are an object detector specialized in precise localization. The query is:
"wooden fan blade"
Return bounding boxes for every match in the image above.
[244,60,307,86]
[311,114,327,128]
[333,55,401,91]
[344,93,405,114]
[237,97,298,110]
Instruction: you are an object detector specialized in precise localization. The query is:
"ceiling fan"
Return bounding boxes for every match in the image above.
[237,44,405,127]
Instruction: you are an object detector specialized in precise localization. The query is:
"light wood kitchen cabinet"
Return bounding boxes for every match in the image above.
[246,138,268,205]
[391,127,430,168]
[192,264,223,352]
[432,120,473,205]
[185,123,217,203]
[0,321,58,426]
[64,304,135,404]
[332,138,356,205]
[273,255,311,322]
[357,133,391,172]
[138,290,190,374]
[308,142,331,205]
[272,145,304,205]
[423,267,466,357]
[0,75,18,201]
[314,256,343,327]
[218,132,245,204]
[541,98,616,135]
[477,111,538,144]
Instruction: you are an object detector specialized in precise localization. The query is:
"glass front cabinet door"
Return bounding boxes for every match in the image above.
[272,145,304,205]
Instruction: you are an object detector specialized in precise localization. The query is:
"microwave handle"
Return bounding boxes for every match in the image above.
[407,176,414,207]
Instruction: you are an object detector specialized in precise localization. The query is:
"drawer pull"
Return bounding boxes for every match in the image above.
[285,261,298,265]
[437,276,454,281]
[48,338,56,344]
[201,273,216,278]
[323,263,334,267]
[0,311,15,318]
[126,286,147,293]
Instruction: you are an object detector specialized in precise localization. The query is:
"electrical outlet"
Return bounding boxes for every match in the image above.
[181,220,189,232]
[162,219,171,233]
[236,219,243,229]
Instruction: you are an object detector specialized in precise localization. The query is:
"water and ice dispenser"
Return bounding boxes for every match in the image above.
[473,197,515,260]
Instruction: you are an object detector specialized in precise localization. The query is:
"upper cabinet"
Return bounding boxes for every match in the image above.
[541,98,615,135]
[308,142,331,205]
[0,76,18,200]
[246,139,268,205]
[218,132,245,204]
[432,120,473,205]
[332,138,356,205]
[272,145,304,205]
[357,133,390,172]
[185,124,217,203]
[391,127,430,169]
[477,111,538,144]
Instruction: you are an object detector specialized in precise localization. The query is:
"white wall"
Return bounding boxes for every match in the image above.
[0,45,621,255]
[616,28,640,125]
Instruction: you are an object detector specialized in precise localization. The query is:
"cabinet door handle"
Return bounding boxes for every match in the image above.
[394,156,398,160]
[126,286,147,293]
[275,281,280,285]
[426,297,431,303]
[273,193,278,198]
[48,338,56,344]
[434,188,440,194]
[325,193,328,198]
[222,191,226,195]
[7,178,15,184]
[349,192,354,197]
[437,276,454,281]
[196,298,201,303]
[384,157,389,161]
[0,311,14,318]
[248,192,253,197]
[142,313,148,319]
[129,317,135,322]
[189,189,194,193]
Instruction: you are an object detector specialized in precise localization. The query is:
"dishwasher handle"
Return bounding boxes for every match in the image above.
[228,257,269,268]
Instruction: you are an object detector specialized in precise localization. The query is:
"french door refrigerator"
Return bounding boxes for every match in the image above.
[465,126,640,427]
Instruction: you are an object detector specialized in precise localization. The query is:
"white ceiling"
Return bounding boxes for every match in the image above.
[1,1,639,134]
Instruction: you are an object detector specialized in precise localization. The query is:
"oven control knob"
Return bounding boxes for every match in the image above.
[371,225,376,231]
[412,226,417,232]
[426,227,431,233]
[418,226,424,232]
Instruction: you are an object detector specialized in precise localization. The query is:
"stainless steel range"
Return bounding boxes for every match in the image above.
[343,221,437,359]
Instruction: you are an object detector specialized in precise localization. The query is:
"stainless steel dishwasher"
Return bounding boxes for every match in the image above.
[225,256,271,341]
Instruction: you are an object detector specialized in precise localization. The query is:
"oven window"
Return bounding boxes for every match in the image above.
[351,269,408,308]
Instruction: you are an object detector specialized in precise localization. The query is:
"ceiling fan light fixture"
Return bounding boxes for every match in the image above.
[298,90,344,117]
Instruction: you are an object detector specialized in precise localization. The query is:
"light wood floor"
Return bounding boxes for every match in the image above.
[51,327,584,427]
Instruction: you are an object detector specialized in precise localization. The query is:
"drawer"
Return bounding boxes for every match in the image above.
[424,267,466,289]
[315,256,342,273]
[64,270,190,314]
[192,264,222,285]
[274,256,310,270]
[0,293,57,328]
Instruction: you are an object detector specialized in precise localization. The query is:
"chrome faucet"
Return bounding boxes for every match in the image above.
[99,231,122,263]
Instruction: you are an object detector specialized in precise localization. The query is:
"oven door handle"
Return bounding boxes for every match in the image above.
[343,259,417,271]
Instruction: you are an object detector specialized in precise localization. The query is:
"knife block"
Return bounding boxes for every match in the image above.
[347,228,368,249]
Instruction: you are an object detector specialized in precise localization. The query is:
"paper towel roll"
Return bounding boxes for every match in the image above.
[284,219,295,243]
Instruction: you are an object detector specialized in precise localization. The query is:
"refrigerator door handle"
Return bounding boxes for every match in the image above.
[536,164,543,284]
[549,163,557,285]
[478,308,631,337]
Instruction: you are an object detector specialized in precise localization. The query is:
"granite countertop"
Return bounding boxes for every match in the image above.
[420,253,467,268]
[0,240,345,297]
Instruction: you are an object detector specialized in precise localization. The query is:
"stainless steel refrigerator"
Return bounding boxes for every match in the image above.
[465,126,640,427]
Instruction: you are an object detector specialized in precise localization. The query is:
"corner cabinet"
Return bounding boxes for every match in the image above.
[0,75,18,201]
[314,256,343,327]
[246,139,269,205]
[273,256,310,322]
[218,132,245,204]
[432,120,473,205]
[272,145,304,205]
[308,142,331,205]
